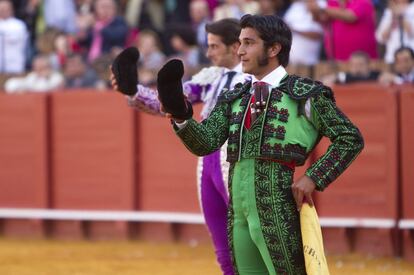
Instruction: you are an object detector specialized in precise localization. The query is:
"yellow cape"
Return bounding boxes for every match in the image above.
[300,203,330,275]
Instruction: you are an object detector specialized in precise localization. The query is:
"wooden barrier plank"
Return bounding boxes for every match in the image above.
[50,91,136,239]
[0,93,49,237]
[136,106,202,213]
[400,88,414,220]
[399,86,414,261]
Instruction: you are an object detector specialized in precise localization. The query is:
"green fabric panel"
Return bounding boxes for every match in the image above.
[232,159,277,275]
[267,92,318,151]
[253,159,306,274]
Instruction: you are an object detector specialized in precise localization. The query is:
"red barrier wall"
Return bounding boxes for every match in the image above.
[399,86,414,260]
[0,85,411,250]
[314,84,399,255]
[50,91,136,239]
[136,106,202,213]
[0,93,49,237]
[136,105,205,242]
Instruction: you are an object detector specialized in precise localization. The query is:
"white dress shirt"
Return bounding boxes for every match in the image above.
[200,63,246,118]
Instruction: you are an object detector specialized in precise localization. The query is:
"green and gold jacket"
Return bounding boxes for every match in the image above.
[175,75,364,191]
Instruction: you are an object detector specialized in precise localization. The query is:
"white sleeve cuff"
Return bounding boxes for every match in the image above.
[305,98,312,120]
[175,120,188,129]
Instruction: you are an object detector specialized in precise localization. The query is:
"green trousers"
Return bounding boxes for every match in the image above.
[230,158,306,275]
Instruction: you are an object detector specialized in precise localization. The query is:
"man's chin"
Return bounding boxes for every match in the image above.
[241,66,250,74]
[211,60,220,67]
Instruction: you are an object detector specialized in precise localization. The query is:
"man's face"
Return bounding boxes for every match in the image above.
[349,55,370,77]
[206,33,237,68]
[237,27,269,77]
[171,35,185,52]
[190,0,209,23]
[394,50,414,75]
[0,1,12,19]
[95,0,116,21]
[64,56,85,77]
[33,58,52,78]
[138,34,158,55]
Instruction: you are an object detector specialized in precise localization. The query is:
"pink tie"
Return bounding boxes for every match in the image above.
[88,21,106,63]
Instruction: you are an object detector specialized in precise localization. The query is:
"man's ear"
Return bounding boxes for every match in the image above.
[268,43,281,58]
[231,42,241,54]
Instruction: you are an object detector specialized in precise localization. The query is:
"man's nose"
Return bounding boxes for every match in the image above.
[206,49,211,59]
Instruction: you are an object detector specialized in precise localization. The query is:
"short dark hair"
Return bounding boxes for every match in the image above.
[205,18,241,46]
[240,14,292,67]
[395,46,414,60]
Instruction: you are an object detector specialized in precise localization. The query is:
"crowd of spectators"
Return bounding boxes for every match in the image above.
[0,0,413,94]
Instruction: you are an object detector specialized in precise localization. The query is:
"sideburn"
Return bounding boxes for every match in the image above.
[257,48,269,67]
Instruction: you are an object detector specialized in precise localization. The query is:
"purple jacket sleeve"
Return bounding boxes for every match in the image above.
[183,82,205,104]
[127,84,163,116]
[127,82,204,115]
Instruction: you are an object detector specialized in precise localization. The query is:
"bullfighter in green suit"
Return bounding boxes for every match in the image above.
[159,14,364,275]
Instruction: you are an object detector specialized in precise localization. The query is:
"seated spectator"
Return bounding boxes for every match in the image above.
[36,27,69,71]
[379,46,414,85]
[135,29,166,71]
[90,53,113,90]
[322,51,381,85]
[4,55,64,93]
[63,53,99,88]
[75,0,129,63]
[375,0,414,64]
[138,67,157,89]
[0,0,28,74]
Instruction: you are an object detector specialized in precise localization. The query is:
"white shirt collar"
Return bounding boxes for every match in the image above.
[232,63,243,73]
[223,63,243,74]
[251,65,287,88]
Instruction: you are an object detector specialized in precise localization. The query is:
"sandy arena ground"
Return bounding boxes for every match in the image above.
[0,239,413,275]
